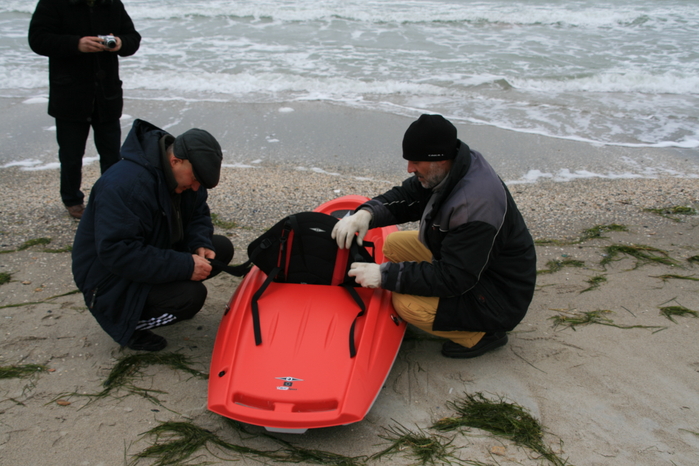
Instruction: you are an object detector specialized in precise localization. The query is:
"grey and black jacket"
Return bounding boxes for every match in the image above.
[361,141,536,332]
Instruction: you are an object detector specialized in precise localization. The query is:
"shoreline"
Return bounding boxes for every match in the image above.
[3,97,699,183]
[0,162,697,253]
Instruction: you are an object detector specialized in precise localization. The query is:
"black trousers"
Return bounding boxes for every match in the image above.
[55,117,121,207]
[136,235,235,331]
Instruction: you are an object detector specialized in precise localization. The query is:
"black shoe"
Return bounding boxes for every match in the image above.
[441,332,508,359]
[126,329,167,352]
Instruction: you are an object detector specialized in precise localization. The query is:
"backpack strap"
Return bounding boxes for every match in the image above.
[360,240,375,262]
[280,215,299,281]
[273,218,293,282]
[331,248,350,286]
[333,236,373,357]
[251,266,282,346]
[208,258,252,277]
[251,221,293,345]
[342,285,366,358]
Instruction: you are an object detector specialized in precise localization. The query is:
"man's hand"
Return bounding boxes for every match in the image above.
[191,254,212,281]
[109,35,123,52]
[194,247,216,260]
[348,262,382,288]
[78,35,122,53]
[331,209,372,249]
[78,36,107,53]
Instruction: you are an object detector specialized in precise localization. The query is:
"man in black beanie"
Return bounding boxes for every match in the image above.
[72,119,234,351]
[333,114,536,358]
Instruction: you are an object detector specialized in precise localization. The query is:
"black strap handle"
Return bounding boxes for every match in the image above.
[208,258,251,277]
[251,266,282,346]
[342,285,366,358]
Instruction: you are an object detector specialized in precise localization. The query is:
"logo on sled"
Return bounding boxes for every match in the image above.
[276,376,303,390]
[276,376,304,382]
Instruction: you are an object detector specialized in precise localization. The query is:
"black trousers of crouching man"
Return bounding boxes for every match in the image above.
[136,235,234,330]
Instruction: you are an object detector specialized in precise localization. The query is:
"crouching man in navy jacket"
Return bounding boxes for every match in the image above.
[72,119,234,351]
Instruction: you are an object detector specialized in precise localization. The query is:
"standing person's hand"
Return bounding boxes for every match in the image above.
[106,33,123,52]
[331,209,372,249]
[191,254,213,281]
[78,36,107,53]
[78,35,122,53]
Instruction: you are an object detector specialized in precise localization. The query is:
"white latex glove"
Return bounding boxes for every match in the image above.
[331,209,372,249]
[348,262,382,288]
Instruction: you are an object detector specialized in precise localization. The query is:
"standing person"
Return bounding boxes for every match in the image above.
[28,0,141,219]
[72,119,234,351]
[332,114,537,359]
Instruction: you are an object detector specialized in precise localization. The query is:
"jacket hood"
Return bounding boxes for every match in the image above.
[429,140,472,210]
[120,119,171,172]
[445,140,472,187]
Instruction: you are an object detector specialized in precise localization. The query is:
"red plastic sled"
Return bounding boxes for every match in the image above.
[208,195,406,433]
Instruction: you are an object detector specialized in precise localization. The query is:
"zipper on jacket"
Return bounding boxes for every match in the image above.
[89,287,98,309]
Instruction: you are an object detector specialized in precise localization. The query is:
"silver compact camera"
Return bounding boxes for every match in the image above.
[98,35,117,49]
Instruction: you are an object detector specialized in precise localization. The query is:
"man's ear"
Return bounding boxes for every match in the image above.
[440,159,454,170]
[169,154,182,168]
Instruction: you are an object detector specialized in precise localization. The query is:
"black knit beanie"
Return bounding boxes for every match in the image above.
[173,128,223,189]
[402,114,458,161]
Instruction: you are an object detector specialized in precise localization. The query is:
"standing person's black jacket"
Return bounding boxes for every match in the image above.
[361,142,537,332]
[28,0,141,122]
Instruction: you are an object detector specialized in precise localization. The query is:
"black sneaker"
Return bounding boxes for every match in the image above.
[441,332,508,359]
[126,329,167,352]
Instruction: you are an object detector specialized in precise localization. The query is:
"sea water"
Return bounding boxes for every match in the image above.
[1,0,698,173]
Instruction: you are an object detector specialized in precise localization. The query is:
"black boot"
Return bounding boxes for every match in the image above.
[126,329,167,352]
[441,332,508,359]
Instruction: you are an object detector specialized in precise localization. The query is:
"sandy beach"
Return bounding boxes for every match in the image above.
[1,105,698,466]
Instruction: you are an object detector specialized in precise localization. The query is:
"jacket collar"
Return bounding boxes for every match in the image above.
[419,140,471,230]
[431,140,471,204]
[159,135,178,194]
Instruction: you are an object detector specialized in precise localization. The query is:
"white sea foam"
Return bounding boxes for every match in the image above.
[22,97,47,104]
[3,0,698,165]
[511,71,699,96]
[21,162,62,171]
[507,165,698,185]
[50,1,692,31]
[2,159,45,168]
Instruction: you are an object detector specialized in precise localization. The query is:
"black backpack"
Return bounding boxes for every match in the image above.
[212,211,375,357]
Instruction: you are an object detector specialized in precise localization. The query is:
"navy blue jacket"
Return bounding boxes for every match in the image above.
[72,119,215,345]
[28,0,141,122]
[362,142,536,332]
